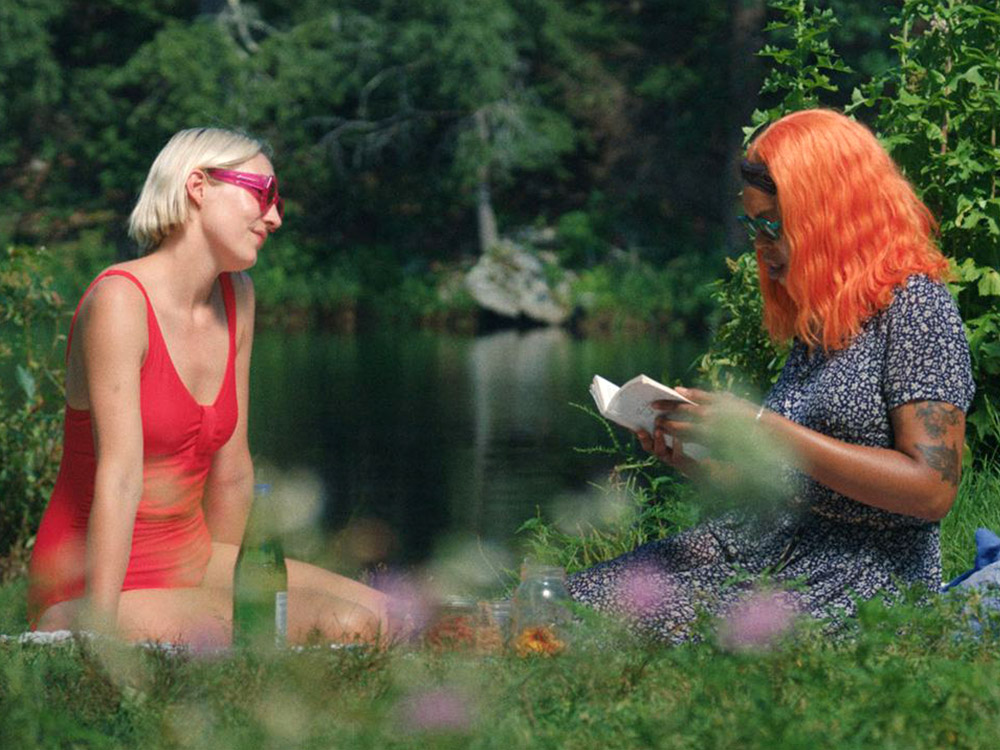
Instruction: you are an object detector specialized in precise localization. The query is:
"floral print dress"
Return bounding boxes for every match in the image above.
[566,275,976,642]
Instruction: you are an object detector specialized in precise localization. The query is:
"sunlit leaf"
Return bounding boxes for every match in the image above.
[977,269,1000,297]
[15,365,36,402]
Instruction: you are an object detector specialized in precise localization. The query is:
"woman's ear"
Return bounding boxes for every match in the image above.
[186,169,207,209]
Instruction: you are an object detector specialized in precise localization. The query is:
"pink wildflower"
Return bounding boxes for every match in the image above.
[614,563,675,618]
[717,590,798,652]
[397,688,472,734]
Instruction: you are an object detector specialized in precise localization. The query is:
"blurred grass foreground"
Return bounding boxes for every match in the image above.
[2,579,1000,749]
[1,460,1000,749]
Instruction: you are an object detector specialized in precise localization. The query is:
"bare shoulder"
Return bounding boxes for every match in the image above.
[75,273,149,356]
[78,273,147,326]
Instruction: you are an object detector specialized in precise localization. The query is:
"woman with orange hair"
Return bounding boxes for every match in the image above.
[566,109,975,642]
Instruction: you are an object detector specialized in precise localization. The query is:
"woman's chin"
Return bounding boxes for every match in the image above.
[226,250,258,273]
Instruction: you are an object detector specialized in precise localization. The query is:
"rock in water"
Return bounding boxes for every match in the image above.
[465,241,573,325]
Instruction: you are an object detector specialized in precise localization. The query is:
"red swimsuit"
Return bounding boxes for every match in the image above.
[27,270,238,626]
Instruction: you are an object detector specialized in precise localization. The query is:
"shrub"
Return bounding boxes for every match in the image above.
[0,246,65,577]
[849,0,1000,458]
[697,254,787,396]
[571,255,712,337]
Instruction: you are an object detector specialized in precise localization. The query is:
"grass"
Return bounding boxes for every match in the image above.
[1,460,998,748]
[2,591,1000,749]
[942,459,1000,579]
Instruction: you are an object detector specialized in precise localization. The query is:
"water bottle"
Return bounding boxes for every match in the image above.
[511,561,572,656]
[232,483,288,649]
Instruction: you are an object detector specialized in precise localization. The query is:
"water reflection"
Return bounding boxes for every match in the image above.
[250,326,697,565]
[465,328,573,534]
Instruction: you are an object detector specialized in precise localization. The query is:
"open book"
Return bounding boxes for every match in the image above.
[589,374,708,459]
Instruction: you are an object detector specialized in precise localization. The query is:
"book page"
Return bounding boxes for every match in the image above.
[590,373,708,460]
[606,375,692,435]
[590,375,619,413]
[606,382,674,435]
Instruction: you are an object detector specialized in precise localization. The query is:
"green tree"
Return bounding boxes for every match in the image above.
[68,19,251,219]
[0,0,64,195]
[281,0,605,255]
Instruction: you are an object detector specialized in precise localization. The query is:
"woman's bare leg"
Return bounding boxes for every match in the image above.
[35,588,231,647]
[36,584,379,647]
[34,543,388,646]
[203,542,390,642]
[117,587,232,646]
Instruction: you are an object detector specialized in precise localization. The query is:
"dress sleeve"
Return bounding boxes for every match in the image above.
[883,275,976,412]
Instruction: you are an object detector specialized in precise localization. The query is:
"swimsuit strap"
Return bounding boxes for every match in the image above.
[66,270,237,375]
[65,270,154,364]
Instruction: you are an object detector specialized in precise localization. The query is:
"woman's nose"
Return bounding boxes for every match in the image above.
[264,204,283,231]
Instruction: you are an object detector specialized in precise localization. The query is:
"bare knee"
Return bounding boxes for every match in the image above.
[290,590,383,645]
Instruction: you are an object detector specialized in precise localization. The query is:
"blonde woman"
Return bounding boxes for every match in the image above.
[28,128,388,645]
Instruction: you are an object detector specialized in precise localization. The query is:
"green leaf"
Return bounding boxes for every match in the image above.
[15,365,35,402]
[977,269,1000,297]
[959,66,987,87]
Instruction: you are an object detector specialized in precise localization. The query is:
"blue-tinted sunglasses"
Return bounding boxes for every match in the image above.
[737,214,782,241]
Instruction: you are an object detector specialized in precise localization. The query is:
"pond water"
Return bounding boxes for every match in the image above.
[249,326,702,567]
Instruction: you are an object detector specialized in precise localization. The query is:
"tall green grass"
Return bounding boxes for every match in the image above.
[941,459,1000,579]
[2,589,1000,749]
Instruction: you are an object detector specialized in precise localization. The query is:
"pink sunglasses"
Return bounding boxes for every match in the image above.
[205,168,284,219]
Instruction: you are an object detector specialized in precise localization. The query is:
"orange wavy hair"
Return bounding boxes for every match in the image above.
[746,109,949,351]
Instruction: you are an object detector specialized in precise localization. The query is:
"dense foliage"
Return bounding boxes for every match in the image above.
[852,0,1000,455]
[0,247,64,576]
[1,0,893,264]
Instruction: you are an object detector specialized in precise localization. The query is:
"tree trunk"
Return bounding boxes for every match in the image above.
[474,109,499,255]
[724,0,766,252]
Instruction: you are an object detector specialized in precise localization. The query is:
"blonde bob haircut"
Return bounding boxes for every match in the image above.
[128,127,270,251]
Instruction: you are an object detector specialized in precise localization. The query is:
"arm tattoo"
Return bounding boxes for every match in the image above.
[915,442,960,487]
[914,402,962,440]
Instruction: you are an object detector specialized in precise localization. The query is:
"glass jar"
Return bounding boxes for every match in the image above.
[510,562,572,656]
[472,600,511,654]
[424,595,479,651]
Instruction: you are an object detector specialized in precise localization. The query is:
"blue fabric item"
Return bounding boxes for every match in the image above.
[942,528,1000,591]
